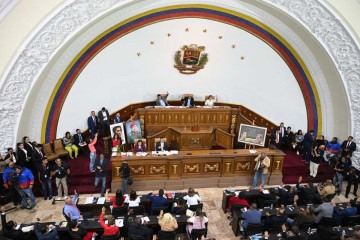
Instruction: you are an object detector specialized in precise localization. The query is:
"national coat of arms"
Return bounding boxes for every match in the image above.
[174,44,208,74]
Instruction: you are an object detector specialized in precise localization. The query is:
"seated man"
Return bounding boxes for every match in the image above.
[146,189,168,214]
[264,209,288,232]
[290,204,316,227]
[333,199,357,224]
[99,206,119,236]
[34,220,59,240]
[156,137,169,151]
[1,206,33,239]
[128,217,152,240]
[323,137,341,163]
[156,92,169,106]
[64,190,93,220]
[73,129,89,155]
[296,176,316,204]
[314,198,334,223]
[181,95,195,107]
[241,203,262,237]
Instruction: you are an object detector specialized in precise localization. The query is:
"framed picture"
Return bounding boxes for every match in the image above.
[238,124,267,147]
[110,123,126,144]
[125,120,143,143]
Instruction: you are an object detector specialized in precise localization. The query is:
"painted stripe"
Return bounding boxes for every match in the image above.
[42,5,321,142]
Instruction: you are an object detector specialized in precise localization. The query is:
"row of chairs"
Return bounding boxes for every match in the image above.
[42,139,69,161]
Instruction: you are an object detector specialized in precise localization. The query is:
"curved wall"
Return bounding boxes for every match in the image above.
[0,0,359,165]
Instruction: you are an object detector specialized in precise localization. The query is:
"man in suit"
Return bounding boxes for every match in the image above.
[113,112,123,123]
[302,130,314,163]
[94,153,108,197]
[32,144,45,168]
[156,137,169,151]
[276,122,286,142]
[181,96,195,107]
[146,189,168,214]
[156,92,169,107]
[1,206,33,239]
[270,129,282,149]
[87,111,99,138]
[341,136,357,157]
[251,152,271,188]
[314,198,334,223]
[73,129,89,155]
[98,107,110,137]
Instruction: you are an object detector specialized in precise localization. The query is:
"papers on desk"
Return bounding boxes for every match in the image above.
[141,216,150,223]
[85,197,94,204]
[136,152,148,156]
[249,150,257,154]
[262,189,270,194]
[111,152,117,156]
[152,151,173,156]
[97,197,105,204]
[115,218,124,227]
[170,150,178,155]
[60,221,68,228]
[21,225,34,232]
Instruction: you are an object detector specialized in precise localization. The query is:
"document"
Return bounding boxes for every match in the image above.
[249,150,257,154]
[97,197,105,204]
[85,197,94,204]
[115,218,124,227]
[21,225,34,232]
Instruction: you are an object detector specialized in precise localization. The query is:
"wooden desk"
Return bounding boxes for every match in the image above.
[111,149,285,189]
[171,127,213,150]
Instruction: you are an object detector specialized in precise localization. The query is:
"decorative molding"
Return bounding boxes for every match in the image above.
[0,0,124,152]
[265,0,360,167]
[0,0,20,22]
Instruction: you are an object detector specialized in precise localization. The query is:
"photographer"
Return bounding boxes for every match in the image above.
[345,167,359,198]
[2,162,22,208]
[119,159,131,194]
[251,152,270,189]
[51,158,70,199]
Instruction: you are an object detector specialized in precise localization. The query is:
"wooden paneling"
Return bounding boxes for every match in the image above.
[111,149,284,184]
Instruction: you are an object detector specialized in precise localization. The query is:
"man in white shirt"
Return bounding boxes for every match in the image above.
[98,107,110,136]
[183,188,201,207]
[156,92,169,106]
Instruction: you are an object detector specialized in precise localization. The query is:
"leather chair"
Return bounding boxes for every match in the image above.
[42,142,58,161]
[189,203,203,212]
[53,139,69,159]
[129,205,145,215]
[158,230,176,240]
[152,206,168,215]
[101,234,120,240]
[318,217,337,227]
[246,223,264,236]
[128,234,143,240]
[190,228,207,240]
[341,214,360,226]
[112,206,128,218]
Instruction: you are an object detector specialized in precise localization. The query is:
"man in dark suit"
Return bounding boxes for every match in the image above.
[73,129,89,155]
[32,144,45,169]
[98,107,110,137]
[270,129,282,149]
[155,137,169,151]
[128,217,152,240]
[1,206,33,239]
[302,130,314,163]
[87,111,99,138]
[94,153,108,197]
[181,96,195,107]
[341,136,357,157]
[113,112,123,124]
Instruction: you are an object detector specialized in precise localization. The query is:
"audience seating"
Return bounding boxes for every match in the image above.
[341,215,360,227]
[128,234,144,240]
[158,230,176,240]
[230,204,248,216]
[112,206,128,218]
[189,228,207,240]
[129,205,145,215]
[189,203,203,212]
[101,234,120,240]
[42,142,59,161]
[246,223,264,236]
[318,217,337,227]
[53,139,69,159]
[152,206,168,215]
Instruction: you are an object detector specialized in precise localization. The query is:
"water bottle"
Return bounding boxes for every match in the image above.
[172,192,175,199]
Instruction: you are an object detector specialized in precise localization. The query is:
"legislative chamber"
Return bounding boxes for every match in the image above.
[110,105,285,191]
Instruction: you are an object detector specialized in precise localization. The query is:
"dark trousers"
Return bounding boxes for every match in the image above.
[346,178,359,196]
[8,185,22,206]
[303,146,312,162]
[41,179,53,197]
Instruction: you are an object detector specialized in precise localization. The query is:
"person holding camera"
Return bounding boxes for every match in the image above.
[52,158,70,200]
[251,152,271,189]
[119,159,131,194]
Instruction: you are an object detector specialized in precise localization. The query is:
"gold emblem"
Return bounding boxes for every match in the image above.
[174,44,208,74]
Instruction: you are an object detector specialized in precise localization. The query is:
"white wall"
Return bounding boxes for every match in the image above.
[57,18,307,137]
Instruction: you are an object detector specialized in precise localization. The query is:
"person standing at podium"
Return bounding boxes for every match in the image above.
[156,138,169,151]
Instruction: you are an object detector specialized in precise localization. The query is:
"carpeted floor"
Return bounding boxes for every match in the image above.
[282,150,334,184]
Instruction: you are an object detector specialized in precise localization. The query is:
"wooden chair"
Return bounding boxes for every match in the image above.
[42,142,58,161]
[133,138,147,152]
[154,138,167,151]
[53,139,69,159]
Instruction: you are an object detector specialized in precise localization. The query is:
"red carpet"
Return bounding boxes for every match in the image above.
[282,150,334,184]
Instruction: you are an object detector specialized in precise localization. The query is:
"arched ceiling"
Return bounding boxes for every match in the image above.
[0,0,359,165]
